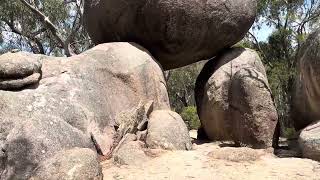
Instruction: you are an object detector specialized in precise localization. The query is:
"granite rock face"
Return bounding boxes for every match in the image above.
[195,48,278,148]
[299,121,320,161]
[146,110,192,150]
[292,29,320,130]
[30,148,103,180]
[1,116,94,180]
[0,42,170,179]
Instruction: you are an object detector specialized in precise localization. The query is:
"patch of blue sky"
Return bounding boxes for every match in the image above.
[254,23,275,42]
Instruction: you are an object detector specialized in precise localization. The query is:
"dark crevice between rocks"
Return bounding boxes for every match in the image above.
[219,142,241,148]
[0,70,42,92]
[272,121,281,149]
[274,136,302,158]
[196,127,209,140]
[90,133,104,156]
[93,102,153,162]
[114,125,119,132]
[0,146,7,178]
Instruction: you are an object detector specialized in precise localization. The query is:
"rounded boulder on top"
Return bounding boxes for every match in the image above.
[84,0,257,70]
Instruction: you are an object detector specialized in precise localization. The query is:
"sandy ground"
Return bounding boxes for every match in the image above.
[101,131,320,180]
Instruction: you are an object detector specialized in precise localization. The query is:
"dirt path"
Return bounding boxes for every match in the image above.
[101,140,320,180]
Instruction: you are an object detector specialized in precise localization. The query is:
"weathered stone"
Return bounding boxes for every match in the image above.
[107,101,153,158]
[114,101,150,142]
[299,121,320,161]
[30,148,103,180]
[0,141,5,177]
[84,0,257,70]
[0,52,42,78]
[146,110,192,150]
[0,42,170,179]
[112,133,138,156]
[113,135,150,166]
[0,73,41,90]
[230,68,278,148]
[292,29,320,130]
[195,48,278,148]
[137,130,148,142]
[0,52,42,90]
[0,116,93,180]
[137,101,153,131]
[0,42,170,158]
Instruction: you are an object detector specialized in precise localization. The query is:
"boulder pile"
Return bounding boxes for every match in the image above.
[0,0,301,179]
[0,43,177,179]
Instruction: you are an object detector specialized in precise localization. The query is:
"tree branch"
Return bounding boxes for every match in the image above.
[19,0,73,56]
[2,19,45,54]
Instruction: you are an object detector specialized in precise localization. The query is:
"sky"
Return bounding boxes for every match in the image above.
[254,24,275,42]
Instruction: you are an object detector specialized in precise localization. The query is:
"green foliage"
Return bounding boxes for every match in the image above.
[167,61,205,113]
[234,39,254,49]
[180,106,201,130]
[266,61,296,127]
[283,128,296,139]
[247,0,320,133]
[0,0,91,55]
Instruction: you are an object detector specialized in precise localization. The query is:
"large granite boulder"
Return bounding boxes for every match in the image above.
[30,148,103,180]
[299,121,320,161]
[195,48,278,148]
[146,110,192,150]
[292,29,320,130]
[84,0,257,70]
[0,42,170,179]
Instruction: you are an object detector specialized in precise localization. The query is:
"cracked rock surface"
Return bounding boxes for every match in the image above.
[0,52,42,90]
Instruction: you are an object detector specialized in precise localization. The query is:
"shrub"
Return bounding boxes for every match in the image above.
[283,128,296,139]
[180,106,201,130]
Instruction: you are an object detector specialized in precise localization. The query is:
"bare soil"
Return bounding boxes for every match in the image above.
[101,131,320,180]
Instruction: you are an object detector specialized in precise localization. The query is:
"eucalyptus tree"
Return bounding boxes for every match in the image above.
[246,0,320,131]
[166,61,206,113]
[0,0,91,56]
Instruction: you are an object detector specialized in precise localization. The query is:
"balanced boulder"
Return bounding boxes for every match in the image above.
[291,29,320,130]
[84,0,257,70]
[195,48,278,148]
